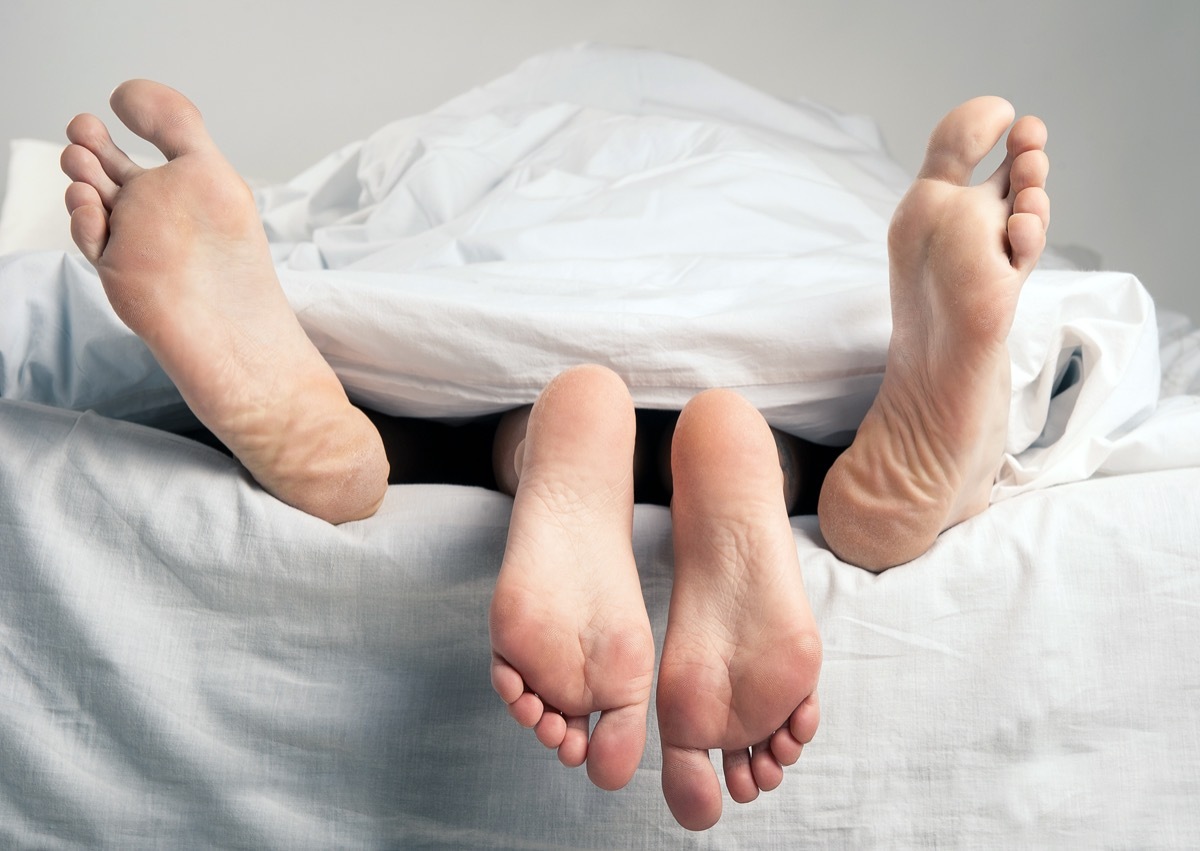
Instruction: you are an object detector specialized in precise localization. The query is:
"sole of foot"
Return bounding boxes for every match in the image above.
[489,364,655,791]
[658,389,821,831]
[61,80,387,523]
[818,96,1049,570]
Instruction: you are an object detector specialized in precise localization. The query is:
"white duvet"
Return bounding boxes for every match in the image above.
[2,44,1197,503]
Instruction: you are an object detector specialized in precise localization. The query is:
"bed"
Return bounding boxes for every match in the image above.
[2,45,1199,848]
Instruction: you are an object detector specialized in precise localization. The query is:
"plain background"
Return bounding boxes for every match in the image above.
[2,0,1196,319]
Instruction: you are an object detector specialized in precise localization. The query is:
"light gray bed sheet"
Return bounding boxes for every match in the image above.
[1,398,1198,848]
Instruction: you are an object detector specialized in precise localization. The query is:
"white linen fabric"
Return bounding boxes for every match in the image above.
[2,44,1197,500]
[1,398,1198,848]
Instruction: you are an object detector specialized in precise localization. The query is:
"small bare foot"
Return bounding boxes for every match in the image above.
[489,365,655,791]
[657,389,821,831]
[819,97,1050,570]
[61,81,387,522]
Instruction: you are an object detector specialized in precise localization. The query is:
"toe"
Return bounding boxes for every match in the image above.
[490,654,525,704]
[662,744,723,831]
[1006,114,1048,158]
[64,180,103,216]
[506,692,544,729]
[68,203,108,263]
[769,726,804,766]
[61,143,121,208]
[1009,149,1049,198]
[558,715,589,768]
[789,692,821,745]
[987,120,1048,195]
[723,748,759,803]
[535,710,568,749]
[587,702,648,790]
[1014,185,1050,231]
[110,79,215,161]
[1008,211,1047,274]
[491,657,548,729]
[918,96,1016,186]
[750,740,784,792]
[65,113,142,185]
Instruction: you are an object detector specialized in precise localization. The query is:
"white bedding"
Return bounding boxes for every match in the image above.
[1,401,1198,848]
[2,44,1200,848]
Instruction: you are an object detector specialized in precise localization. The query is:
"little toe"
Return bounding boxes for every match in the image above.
[109,79,214,159]
[789,692,821,746]
[662,744,723,831]
[492,657,547,729]
[919,96,1015,185]
[490,654,526,705]
[68,203,109,263]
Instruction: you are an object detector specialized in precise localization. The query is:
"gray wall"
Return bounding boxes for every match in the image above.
[3,0,1197,318]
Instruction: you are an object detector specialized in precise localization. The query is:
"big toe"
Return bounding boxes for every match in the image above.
[587,702,649,790]
[662,744,723,831]
[919,95,1016,185]
[109,79,214,159]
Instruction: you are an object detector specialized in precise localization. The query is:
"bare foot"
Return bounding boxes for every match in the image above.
[657,389,821,831]
[489,365,655,791]
[61,81,387,522]
[818,97,1050,570]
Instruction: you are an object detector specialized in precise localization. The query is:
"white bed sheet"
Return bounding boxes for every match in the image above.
[1,399,1198,848]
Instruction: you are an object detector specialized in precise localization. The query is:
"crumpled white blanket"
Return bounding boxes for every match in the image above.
[1,44,1197,500]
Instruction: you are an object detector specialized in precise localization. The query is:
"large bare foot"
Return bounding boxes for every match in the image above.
[489,365,655,791]
[61,81,387,522]
[657,390,821,831]
[819,97,1050,570]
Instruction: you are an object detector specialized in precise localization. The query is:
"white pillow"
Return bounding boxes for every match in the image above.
[0,139,77,255]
